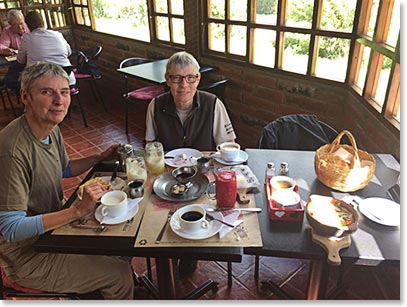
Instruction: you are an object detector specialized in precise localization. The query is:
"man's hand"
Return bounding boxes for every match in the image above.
[76,183,105,217]
[99,144,120,162]
[3,48,16,56]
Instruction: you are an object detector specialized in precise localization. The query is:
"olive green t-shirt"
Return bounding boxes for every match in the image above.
[0,115,69,277]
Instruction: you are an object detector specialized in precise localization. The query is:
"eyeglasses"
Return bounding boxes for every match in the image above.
[168,74,199,84]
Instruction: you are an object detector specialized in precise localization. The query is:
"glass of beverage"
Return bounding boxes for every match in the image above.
[145,142,165,175]
[126,156,147,186]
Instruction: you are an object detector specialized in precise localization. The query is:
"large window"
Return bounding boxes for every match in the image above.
[203,0,400,129]
[71,0,185,46]
[0,0,70,30]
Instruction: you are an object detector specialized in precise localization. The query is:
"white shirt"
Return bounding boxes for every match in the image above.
[17,28,76,85]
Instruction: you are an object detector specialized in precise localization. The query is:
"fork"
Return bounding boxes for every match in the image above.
[155,207,177,244]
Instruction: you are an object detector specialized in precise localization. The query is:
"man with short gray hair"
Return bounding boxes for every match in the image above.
[0,9,29,55]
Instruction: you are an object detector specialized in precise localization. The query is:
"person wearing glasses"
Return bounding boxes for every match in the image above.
[145,51,236,151]
[0,9,29,56]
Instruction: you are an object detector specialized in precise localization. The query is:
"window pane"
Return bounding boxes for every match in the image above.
[155,0,168,13]
[172,18,185,44]
[281,32,310,74]
[386,0,399,47]
[170,0,184,15]
[314,36,349,82]
[374,55,392,107]
[156,16,170,41]
[252,28,275,68]
[230,0,247,21]
[254,0,277,25]
[45,0,63,4]
[93,0,150,42]
[285,0,313,28]
[355,44,370,92]
[209,0,225,19]
[208,22,225,52]
[367,0,379,37]
[320,0,356,33]
[229,25,246,56]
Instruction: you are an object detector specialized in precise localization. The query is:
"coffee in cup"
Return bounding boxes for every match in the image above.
[100,190,128,218]
[177,204,209,234]
[269,175,296,192]
[216,142,241,162]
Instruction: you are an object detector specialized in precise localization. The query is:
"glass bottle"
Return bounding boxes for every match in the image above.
[279,162,289,176]
[265,162,275,181]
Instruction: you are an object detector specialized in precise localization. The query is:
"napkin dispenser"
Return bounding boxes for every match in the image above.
[266,178,304,222]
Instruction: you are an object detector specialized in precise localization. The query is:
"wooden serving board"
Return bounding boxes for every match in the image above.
[311,229,351,266]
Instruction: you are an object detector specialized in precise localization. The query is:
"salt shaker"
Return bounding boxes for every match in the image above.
[279,162,289,176]
[265,162,275,181]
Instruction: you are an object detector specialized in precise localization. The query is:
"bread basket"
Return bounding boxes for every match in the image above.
[314,130,376,192]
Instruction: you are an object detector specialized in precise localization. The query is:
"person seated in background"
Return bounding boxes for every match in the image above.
[0,9,29,56]
[0,9,30,91]
[17,11,76,87]
[0,62,134,299]
[145,51,236,151]
[144,51,236,275]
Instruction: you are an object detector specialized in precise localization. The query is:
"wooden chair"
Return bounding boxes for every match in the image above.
[73,45,107,112]
[119,57,165,134]
[0,79,17,117]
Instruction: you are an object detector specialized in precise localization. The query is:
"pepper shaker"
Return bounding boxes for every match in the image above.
[265,162,275,181]
[279,162,289,176]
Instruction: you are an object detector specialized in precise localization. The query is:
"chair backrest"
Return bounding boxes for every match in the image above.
[257,114,338,150]
[119,57,152,69]
[76,46,103,78]
[199,78,229,101]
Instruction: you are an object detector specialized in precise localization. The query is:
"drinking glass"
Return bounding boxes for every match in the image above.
[126,156,147,186]
[145,142,165,175]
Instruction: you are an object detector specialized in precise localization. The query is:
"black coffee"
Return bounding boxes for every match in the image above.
[181,211,203,222]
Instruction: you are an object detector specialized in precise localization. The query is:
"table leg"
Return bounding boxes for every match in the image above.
[306,259,328,299]
[155,257,177,299]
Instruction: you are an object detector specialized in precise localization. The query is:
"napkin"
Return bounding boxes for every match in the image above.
[218,211,244,239]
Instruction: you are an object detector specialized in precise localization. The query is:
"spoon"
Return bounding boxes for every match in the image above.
[71,224,107,232]
[205,207,262,213]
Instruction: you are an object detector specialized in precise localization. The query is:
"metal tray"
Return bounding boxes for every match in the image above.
[153,172,209,202]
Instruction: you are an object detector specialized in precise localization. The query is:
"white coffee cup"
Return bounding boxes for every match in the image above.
[100,190,128,218]
[177,204,209,234]
[269,176,296,192]
[216,142,241,162]
[272,190,301,208]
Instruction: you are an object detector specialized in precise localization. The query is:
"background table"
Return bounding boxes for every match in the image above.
[244,148,400,298]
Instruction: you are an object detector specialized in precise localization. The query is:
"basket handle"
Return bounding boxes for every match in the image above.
[329,130,361,167]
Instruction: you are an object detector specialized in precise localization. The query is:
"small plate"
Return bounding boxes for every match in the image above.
[170,204,224,240]
[77,176,126,200]
[358,197,400,227]
[213,150,248,165]
[94,198,141,225]
[165,148,203,168]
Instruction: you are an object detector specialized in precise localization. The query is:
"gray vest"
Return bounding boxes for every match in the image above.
[154,91,217,151]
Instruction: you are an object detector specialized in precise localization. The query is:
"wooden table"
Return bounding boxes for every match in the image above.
[244,148,400,299]
[34,161,242,299]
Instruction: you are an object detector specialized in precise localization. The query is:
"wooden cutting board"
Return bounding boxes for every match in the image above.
[311,228,351,266]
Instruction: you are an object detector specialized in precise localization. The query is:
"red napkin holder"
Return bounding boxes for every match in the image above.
[266,178,305,222]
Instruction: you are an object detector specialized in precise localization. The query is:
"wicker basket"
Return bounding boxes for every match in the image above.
[314,130,376,192]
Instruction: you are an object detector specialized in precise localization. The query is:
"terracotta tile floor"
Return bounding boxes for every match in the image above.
[0,89,399,300]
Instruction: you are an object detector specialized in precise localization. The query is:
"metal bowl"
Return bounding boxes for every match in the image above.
[306,194,358,237]
[171,166,197,185]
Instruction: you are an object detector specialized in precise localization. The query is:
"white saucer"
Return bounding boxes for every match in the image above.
[165,148,203,168]
[170,204,224,240]
[77,176,126,200]
[213,150,248,165]
[95,198,141,225]
[358,197,400,227]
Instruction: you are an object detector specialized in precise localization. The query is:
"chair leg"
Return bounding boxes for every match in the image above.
[5,88,17,117]
[227,261,232,286]
[1,91,7,110]
[254,255,260,279]
[74,94,88,127]
[146,257,153,282]
[125,97,129,134]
